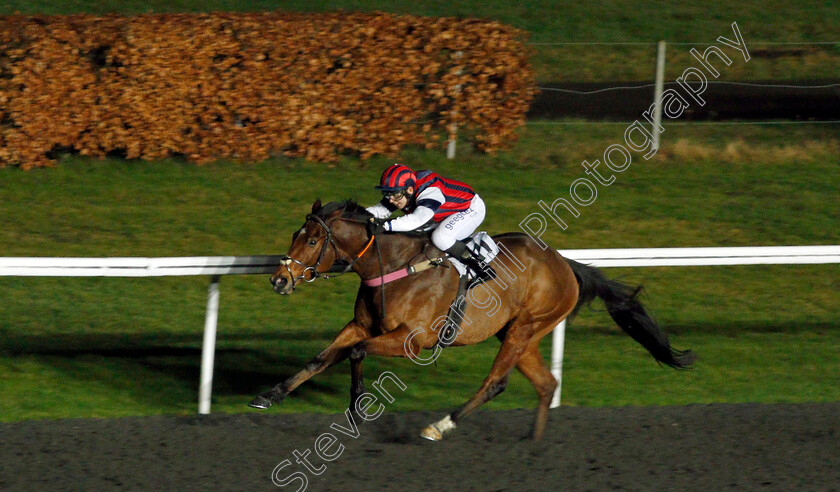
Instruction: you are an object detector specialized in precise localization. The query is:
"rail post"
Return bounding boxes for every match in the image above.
[652,40,666,151]
[199,275,221,414]
[549,319,567,408]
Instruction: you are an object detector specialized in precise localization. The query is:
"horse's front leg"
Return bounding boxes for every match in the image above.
[349,354,365,422]
[249,320,369,409]
[349,323,434,362]
[345,323,436,417]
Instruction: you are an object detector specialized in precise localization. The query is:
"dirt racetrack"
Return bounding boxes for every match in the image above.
[2,403,838,491]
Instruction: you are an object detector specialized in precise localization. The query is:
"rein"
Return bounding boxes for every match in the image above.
[362,257,445,287]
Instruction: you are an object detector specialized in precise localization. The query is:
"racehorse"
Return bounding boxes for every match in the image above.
[249,199,695,441]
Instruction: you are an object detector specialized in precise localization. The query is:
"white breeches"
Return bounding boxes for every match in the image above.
[431,194,486,251]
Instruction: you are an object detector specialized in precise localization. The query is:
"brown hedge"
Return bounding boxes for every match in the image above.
[0,12,535,169]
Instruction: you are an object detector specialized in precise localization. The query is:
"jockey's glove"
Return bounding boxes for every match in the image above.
[367,217,388,236]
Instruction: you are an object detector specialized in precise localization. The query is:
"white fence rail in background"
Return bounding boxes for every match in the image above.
[0,255,282,415]
[0,255,283,277]
[2,245,839,414]
[549,245,840,408]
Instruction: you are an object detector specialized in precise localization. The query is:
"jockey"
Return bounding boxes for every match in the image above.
[366,164,494,280]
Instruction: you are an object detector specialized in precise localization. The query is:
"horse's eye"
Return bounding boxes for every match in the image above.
[308,239,318,247]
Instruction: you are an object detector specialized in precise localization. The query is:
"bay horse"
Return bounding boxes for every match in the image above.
[249,199,694,441]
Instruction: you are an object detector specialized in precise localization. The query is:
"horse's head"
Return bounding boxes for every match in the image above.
[270,199,372,295]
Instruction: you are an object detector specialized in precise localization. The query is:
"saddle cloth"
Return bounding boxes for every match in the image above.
[448,232,499,280]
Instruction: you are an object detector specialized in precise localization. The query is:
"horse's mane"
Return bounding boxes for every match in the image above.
[314,199,432,239]
[315,199,373,222]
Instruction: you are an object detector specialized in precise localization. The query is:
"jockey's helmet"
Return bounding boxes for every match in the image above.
[375,164,416,197]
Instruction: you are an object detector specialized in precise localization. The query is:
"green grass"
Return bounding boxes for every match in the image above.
[1,122,839,421]
[3,328,837,421]
[3,0,836,44]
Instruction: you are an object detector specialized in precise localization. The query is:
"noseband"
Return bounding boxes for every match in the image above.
[276,214,374,291]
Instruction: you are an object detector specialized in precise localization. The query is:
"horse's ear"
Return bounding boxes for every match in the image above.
[311,198,322,214]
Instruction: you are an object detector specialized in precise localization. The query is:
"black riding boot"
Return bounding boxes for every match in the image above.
[445,240,496,282]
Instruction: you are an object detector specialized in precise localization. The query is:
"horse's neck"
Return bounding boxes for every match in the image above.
[382,234,430,262]
[351,233,429,278]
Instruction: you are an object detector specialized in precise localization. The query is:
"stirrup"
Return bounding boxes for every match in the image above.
[462,256,497,283]
[445,241,497,283]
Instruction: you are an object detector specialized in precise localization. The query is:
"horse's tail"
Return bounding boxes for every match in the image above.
[567,259,695,369]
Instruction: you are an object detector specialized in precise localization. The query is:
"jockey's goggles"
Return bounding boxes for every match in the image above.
[382,189,408,200]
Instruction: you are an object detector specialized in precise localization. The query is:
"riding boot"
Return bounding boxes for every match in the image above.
[445,241,497,282]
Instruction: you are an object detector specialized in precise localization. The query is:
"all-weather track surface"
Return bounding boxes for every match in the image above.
[2,403,838,491]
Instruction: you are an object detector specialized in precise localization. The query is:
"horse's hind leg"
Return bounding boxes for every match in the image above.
[420,328,531,441]
[515,341,557,441]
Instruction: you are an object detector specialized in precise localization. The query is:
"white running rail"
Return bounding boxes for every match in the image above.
[2,245,839,413]
[0,255,282,415]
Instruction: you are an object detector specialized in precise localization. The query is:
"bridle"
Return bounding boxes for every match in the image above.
[275,214,375,292]
[276,210,439,319]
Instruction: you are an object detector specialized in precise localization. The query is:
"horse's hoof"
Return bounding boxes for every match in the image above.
[248,395,273,409]
[419,426,442,441]
[420,415,456,441]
